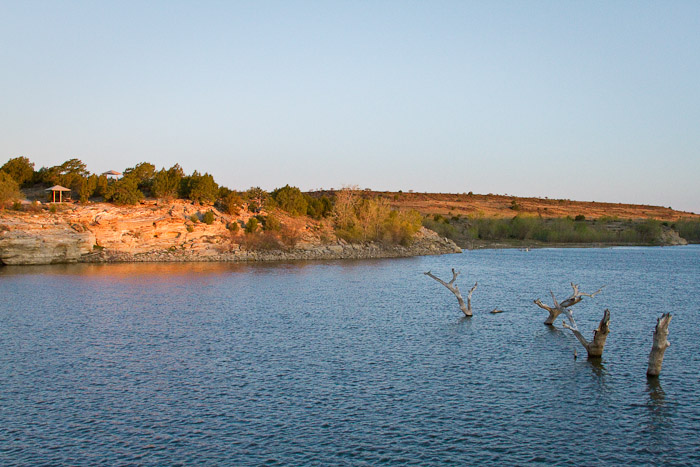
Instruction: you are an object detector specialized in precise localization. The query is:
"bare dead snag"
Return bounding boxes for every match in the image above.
[647,313,672,377]
[534,282,604,325]
[424,269,476,317]
[467,282,477,314]
[562,308,610,358]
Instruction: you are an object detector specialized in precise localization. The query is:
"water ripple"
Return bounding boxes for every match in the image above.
[1,247,699,465]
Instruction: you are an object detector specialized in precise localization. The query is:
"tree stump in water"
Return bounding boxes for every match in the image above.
[534,282,604,325]
[424,269,477,317]
[647,313,672,377]
[562,308,611,359]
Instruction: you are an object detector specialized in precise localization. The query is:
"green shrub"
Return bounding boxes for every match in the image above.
[123,162,156,196]
[220,191,243,215]
[103,176,144,205]
[271,185,308,216]
[382,210,422,245]
[0,171,21,207]
[422,217,458,240]
[186,224,195,233]
[152,164,184,199]
[1,156,35,187]
[245,217,259,233]
[244,187,268,213]
[181,171,218,204]
[203,210,215,225]
[676,219,700,242]
[264,214,281,231]
[190,214,199,223]
[305,195,333,219]
[634,219,662,244]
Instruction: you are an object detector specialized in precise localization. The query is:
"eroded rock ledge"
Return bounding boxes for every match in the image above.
[0,202,460,265]
[81,233,460,263]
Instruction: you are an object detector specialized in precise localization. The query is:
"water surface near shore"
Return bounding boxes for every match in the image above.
[1,246,699,465]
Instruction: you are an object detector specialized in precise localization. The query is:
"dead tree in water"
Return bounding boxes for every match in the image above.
[647,313,672,377]
[534,282,604,325]
[562,309,610,358]
[424,269,477,317]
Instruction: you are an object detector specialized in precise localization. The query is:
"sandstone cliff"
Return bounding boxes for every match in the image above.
[0,201,461,265]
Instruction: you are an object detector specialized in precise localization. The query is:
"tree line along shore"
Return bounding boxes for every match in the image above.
[1,156,699,250]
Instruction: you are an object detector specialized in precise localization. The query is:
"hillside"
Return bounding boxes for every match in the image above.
[0,200,460,265]
[309,191,699,249]
[335,191,699,221]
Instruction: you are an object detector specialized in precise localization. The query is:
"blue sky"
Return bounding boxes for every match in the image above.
[1,1,698,213]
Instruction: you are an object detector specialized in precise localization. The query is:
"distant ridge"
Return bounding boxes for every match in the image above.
[309,191,698,221]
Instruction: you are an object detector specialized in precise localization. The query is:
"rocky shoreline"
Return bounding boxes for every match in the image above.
[80,235,462,264]
[4,199,690,266]
[0,202,461,265]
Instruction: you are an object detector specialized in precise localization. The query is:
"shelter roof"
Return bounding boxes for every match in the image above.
[45,185,72,192]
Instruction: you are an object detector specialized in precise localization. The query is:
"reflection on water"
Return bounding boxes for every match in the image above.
[588,358,607,378]
[0,257,415,278]
[587,358,610,394]
[0,261,289,277]
[646,377,670,426]
[641,377,674,456]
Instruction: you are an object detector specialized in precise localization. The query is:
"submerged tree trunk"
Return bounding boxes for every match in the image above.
[424,269,477,317]
[562,308,610,358]
[647,313,672,377]
[534,283,604,325]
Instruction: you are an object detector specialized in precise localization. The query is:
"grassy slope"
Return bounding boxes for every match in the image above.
[375,191,699,221]
[324,191,699,247]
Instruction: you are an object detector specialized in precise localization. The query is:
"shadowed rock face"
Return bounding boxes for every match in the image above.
[1,201,461,265]
[0,226,95,265]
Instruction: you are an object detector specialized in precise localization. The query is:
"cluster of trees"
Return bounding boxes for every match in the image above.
[675,219,700,242]
[270,185,333,219]
[332,188,422,245]
[0,156,223,206]
[1,157,426,246]
[424,214,678,245]
[0,157,32,205]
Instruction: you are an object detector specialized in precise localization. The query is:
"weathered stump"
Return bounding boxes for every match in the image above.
[534,282,603,325]
[647,313,672,377]
[424,269,477,317]
[562,308,610,359]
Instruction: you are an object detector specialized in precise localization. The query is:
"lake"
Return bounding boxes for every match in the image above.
[1,246,699,465]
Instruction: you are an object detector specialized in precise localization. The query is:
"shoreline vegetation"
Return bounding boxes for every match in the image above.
[422,215,698,249]
[1,156,699,265]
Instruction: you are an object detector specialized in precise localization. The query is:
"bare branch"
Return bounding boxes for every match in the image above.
[424,271,451,290]
[570,282,579,296]
[562,307,577,330]
[549,291,560,309]
[533,299,554,313]
[563,309,611,358]
[578,285,605,298]
[467,282,477,312]
[562,320,590,350]
[425,270,472,317]
[568,283,605,299]
[535,283,604,325]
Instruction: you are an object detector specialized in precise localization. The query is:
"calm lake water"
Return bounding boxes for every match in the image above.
[1,246,699,465]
